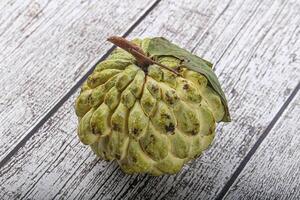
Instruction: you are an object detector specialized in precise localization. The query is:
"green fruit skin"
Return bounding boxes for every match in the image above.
[75,38,225,175]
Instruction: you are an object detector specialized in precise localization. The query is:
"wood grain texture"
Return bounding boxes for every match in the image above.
[0,0,155,161]
[0,0,300,199]
[224,91,300,200]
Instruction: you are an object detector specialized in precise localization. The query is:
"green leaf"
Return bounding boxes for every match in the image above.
[146,37,231,122]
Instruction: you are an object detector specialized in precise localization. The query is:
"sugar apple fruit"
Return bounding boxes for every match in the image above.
[75,36,230,175]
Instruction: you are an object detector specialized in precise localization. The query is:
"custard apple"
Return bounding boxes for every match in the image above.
[75,36,230,175]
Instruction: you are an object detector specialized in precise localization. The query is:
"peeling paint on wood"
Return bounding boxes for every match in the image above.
[224,92,300,200]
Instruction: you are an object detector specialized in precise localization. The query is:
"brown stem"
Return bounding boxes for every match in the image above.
[107,36,181,76]
[107,36,151,69]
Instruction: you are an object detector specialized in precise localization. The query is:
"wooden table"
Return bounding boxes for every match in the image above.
[0,0,299,199]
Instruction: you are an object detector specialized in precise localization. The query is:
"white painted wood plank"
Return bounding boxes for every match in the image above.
[0,0,156,161]
[224,91,300,200]
[0,0,299,199]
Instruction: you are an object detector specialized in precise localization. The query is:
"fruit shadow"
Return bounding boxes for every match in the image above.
[100,161,190,199]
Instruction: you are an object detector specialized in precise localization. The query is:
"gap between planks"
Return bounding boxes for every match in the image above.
[0,0,162,169]
[216,82,300,200]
